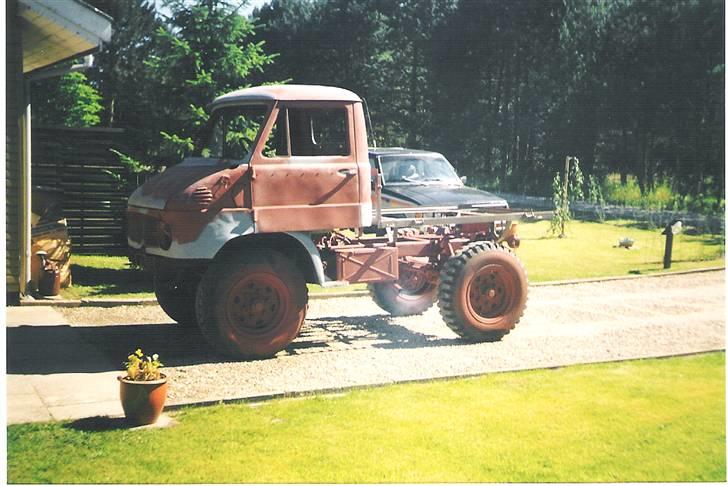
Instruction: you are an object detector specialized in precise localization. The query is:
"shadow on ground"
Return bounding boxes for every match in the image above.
[295,315,460,353]
[64,416,133,432]
[7,314,461,375]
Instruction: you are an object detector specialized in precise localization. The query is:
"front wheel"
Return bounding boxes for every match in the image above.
[369,263,437,316]
[195,251,308,359]
[438,241,527,342]
[154,276,198,327]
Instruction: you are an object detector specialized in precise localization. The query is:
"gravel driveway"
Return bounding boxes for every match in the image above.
[60,270,725,406]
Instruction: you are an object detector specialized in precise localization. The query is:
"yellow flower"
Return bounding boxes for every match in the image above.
[135,348,143,357]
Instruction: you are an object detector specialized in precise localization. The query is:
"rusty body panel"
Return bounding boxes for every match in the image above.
[334,246,398,282]
[127,207,255,259]
[248,101,371,232]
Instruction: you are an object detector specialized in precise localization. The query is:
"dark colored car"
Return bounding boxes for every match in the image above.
[368,147,508,211]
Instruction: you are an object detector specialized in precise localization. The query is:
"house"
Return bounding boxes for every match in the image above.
[5,0,112,301]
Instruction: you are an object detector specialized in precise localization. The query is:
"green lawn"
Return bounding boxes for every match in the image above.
[60,219,723,299]
[60,255,365,299]
[61,254,155,299]
[8,353,725,483]
[518,219,724,282]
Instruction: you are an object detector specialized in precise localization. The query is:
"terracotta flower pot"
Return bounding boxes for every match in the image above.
[118,374,168,426]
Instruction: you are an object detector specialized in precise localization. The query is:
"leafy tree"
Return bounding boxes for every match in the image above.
[252,0,391,144]
[91,0,720,206]
[429,0,563,190]
[85,0,160,125]
[550,157,584,237]
[32,72,103,127]
[587,174,606,221]
[84,0,162,155]
[145,0,275,163]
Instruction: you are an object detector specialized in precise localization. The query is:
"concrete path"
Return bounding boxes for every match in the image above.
[6,306,123,423]
[5,270,725,424]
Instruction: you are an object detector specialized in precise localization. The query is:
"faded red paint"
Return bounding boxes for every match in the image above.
[129,87,371,249]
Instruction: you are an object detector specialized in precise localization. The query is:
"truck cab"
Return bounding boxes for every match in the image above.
[128,85,372,261]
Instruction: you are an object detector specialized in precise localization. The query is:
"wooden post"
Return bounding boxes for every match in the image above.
[663,228,674,269]
[559,156,570,238]
[662,220,681,269]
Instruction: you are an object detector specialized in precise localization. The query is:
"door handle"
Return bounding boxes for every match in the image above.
[338,168,357,176]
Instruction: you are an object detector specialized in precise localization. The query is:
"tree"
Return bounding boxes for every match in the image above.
[32,72,103,127]
[252,0,392,145]
[429,0,563,191]
[248,0,724,201]
[145,0,275,163]
[85,0,161,129]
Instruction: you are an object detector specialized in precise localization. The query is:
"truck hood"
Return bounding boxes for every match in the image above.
[128,163,232,210]
[382,184,508,208]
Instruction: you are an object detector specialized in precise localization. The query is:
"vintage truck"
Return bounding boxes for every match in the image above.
[127,85,550,358]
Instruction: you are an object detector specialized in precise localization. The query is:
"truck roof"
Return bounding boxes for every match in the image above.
[211,84,362,108]
[369,147,443,157]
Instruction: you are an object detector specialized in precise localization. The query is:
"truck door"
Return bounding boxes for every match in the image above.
[250,102,365,233]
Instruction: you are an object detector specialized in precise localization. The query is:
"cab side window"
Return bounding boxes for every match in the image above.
[264,107,350,158]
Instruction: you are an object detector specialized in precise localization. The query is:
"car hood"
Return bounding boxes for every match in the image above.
[382,184,508,208]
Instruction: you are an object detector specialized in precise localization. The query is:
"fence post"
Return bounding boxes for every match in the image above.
[662,220,682,269]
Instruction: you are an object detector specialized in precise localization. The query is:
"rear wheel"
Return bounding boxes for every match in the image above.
[438,241,527,342]
[154,276,198,327]
[195,251,308,358]
[369,263,437,316]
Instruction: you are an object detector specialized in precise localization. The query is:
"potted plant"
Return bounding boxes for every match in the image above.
[118,349,168,426]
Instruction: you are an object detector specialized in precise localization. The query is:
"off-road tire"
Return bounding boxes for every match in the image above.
[195,251,308,359]
[368,273,437,317]
[154,276,198,327]
[438,241,527,342]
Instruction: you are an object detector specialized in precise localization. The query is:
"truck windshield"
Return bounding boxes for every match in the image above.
[380,154,462,185]
[197,104,269,161]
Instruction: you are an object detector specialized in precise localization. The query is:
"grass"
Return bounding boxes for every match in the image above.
[61,254,155,300]
[60,255,365,299]
[7,352,725,483]
[517,219,724,282]
[60,218,723,299]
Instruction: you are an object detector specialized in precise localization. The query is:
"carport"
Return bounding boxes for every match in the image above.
[5,0,112,300]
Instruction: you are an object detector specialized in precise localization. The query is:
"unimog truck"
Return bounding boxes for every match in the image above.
[127,85,550,358]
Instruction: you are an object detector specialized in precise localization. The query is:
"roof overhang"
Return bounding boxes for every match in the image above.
[19,0,112,74]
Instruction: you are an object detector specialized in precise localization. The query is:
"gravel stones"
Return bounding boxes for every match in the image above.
[61,271,725,406]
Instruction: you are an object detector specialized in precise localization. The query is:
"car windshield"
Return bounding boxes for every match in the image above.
[379,154,462,184]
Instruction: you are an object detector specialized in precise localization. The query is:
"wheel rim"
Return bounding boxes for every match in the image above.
[396,266,432,297]
[465,263,517,323]
[225,272,290,337]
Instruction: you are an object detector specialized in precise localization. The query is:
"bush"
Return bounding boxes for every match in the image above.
[603,174,724,215]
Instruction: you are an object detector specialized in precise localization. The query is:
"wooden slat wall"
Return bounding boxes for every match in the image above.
[6,0,23,292]
[32,126,131,254]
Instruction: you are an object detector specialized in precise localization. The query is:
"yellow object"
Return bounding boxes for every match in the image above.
[30,219,72,289]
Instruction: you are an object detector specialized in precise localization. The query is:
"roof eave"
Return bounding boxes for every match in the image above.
[19,0,112,73]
